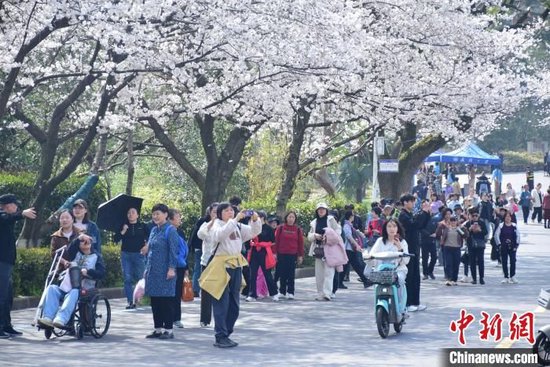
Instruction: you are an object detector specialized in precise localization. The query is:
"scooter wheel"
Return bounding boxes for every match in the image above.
[533,333,550,366]
[376,307,390,338]
[394,321,403,334]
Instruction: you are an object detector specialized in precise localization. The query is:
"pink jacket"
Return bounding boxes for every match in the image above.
[323,227,348,271]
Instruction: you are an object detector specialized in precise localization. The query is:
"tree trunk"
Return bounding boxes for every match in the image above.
[148,114,253,213]
[275,99,311,217]
[379,133,446,200]
[312,169,336,197]
[126,130,135,196]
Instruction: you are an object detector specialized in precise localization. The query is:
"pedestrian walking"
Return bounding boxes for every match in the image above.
[0,194,36,338]
[464,210,488,285]
[144,204,179,340]
[398,194,431,312]
[519,185,532,224]
[494,211,520,284]
[307,203,341,301]
[440,217,468,286]
[113,207,149,309]
[246,211,280,302]
[273,211,304,300]
[532,183,543,224]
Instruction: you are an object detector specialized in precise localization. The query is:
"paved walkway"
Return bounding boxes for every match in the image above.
[2,211,550,366]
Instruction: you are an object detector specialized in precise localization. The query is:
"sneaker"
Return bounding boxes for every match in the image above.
[0,330,11,339]
[272,294,280,302]
[200,322,209,328]
[429,273,436,280]
[479,279,485,285]
[417,304,427,311]
[53,318,66,329]
[445,281,452,286]
[286,293,295,300]
[510,277,519,284]
[38,317,54,327]
[459,276,470,283]
[245,296,256,302]
[173,321,184,328]
[452,281,458,286]
[407,305,418,312]
[4,325,22,336]
[338,284,348,289]
[330,293,336,299]
[145,330,163,339]
[125,303,136,310]
[422,275,429,280]
[501,278,510,284]
[214,336,238,348]
[159,331,174,340]
[325,295,332,301]
[193,291,200,298]
[471,280,477,285]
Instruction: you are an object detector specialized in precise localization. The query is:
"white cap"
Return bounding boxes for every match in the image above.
[316,202,329,210]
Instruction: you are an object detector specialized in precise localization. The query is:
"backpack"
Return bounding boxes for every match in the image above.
[162,225,188,268]
[479,181,489,194]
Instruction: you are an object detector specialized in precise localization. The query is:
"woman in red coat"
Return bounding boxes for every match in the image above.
[273,211,304,300]
[543,188,550,229]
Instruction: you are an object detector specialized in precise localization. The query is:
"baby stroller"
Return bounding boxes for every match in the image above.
[33,246,111,340]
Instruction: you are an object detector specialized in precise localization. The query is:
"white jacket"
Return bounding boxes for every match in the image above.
[532,189,543,208]
[369,237,410,274]
[211,218,262,256]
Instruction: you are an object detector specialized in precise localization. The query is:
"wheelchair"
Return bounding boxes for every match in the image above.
[33,246,111,340]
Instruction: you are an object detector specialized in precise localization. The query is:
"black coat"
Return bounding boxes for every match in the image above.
[398,209,431,254]
[0,210,24,265]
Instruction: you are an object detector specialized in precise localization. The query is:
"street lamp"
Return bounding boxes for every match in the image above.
[372,136,385,201]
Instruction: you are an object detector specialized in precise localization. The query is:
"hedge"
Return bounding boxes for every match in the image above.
[14,244,122,297]
[501,151,544,172]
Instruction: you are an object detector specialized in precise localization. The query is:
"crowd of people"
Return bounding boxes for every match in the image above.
[0,164,549,346]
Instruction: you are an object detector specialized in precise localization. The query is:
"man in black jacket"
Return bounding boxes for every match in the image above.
[0,194,36,338]
[398,194,431,312]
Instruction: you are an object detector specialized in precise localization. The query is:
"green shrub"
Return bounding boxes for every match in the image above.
[501,151,544,172]
[14,244,123,297]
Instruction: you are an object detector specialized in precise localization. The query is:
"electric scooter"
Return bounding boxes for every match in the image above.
[364,251,413,338]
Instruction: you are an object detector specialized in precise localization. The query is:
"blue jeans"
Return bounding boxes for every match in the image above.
[121,251,146,304]
[0,261,14,329]
[192,249,202,294]
[212,267,241,339]
[42,285,79,325]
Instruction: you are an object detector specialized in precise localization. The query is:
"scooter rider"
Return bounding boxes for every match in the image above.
[369,218,410,316]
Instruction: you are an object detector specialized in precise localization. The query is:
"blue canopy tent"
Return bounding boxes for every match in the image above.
[425,143,501,166]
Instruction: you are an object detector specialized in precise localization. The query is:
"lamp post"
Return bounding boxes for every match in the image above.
[372,136,385,202]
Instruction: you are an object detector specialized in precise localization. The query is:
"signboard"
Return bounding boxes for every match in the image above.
[379,159,399,172]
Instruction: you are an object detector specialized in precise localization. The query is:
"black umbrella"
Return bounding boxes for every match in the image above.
[96,194,144,232]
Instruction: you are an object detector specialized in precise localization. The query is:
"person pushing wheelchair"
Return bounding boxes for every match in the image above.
[38,234,105,329]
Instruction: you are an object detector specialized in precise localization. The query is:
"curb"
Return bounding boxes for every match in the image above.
[13,267,316,310]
